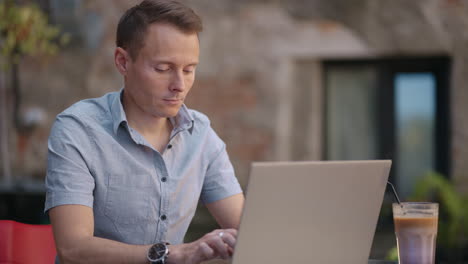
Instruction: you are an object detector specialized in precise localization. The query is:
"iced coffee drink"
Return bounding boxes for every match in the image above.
[393,202,438,264]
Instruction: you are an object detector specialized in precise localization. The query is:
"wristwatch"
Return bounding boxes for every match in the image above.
[147,242,170,264]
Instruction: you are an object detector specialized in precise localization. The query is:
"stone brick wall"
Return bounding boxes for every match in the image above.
[2,0,468,194]
[1,0,468,260]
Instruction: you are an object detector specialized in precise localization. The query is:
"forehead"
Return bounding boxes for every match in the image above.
[137,23,199,63]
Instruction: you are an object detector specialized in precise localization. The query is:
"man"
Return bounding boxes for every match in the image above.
[44,1,245,263]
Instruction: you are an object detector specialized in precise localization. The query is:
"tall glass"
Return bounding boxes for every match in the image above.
[392,202,438,264]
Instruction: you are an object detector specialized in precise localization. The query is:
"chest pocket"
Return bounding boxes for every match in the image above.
[104,182,153,225]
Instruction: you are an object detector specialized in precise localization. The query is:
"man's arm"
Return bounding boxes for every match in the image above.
[206,193,245,229]
[50,205,237,264]
[50,205,150,264]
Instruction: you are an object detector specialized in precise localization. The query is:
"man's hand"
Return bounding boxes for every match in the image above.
[168,229,238,264]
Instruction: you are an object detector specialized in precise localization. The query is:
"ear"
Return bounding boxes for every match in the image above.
[114,47,130,75]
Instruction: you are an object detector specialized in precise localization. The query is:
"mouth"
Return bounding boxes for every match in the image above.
[163,98,183,105]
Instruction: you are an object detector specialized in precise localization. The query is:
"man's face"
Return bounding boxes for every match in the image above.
[122,23,199,118]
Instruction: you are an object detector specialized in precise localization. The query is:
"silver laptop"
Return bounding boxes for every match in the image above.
[232,160,392,264]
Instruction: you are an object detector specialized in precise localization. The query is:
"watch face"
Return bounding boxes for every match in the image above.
[148,243,168,261]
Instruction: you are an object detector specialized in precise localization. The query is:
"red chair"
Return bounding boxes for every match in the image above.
[0,220,57,264]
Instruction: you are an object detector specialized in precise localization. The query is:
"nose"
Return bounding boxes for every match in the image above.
[169,71,185,92]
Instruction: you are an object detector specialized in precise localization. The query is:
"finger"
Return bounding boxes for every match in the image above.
[228,246,234,257]
[208,235,230,259]
[222,228,238,238]
[220,232,236,248]
[199,241,215,260]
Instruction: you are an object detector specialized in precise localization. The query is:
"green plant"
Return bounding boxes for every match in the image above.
[0,0,69,183]
[0,0,69,126]
[386,247,398,261]
[0,0,69,67]
[413,172,468,254]
[386,171,468,261]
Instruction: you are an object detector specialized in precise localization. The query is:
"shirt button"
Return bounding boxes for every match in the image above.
[161,214,167,221]
[167,144,173,149]
[161,177,167,182]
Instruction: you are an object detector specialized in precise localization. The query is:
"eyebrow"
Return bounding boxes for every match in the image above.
[151,59,198,67]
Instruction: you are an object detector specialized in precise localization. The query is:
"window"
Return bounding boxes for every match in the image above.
[395,73,437,197]
[324,57,450,198]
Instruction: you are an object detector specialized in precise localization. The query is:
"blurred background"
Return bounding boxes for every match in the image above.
[1,0,468,262]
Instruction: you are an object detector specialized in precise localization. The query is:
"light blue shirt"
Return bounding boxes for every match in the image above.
[45,90,242,247]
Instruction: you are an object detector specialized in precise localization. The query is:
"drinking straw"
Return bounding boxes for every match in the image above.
[387,181,402,205]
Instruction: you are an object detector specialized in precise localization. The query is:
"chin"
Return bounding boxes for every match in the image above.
[166,112,179,118]
[167,107,182,117]
[154,108,180,118]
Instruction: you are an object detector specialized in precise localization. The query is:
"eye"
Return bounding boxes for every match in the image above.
[183,66,196,73]
[154,64,170,72]
[155,67,169,73]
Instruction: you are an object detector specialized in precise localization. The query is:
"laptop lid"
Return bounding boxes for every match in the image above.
[232,160,392,264]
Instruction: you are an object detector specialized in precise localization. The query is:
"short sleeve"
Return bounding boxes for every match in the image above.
[200,128,243,204]
[44,114,95,213]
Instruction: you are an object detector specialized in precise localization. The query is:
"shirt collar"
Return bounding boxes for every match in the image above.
[111,89,127,134]
[169,104,195,134]
[111,89,195,134]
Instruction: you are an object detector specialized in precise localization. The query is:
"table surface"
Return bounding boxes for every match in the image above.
[202,259,397,264]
